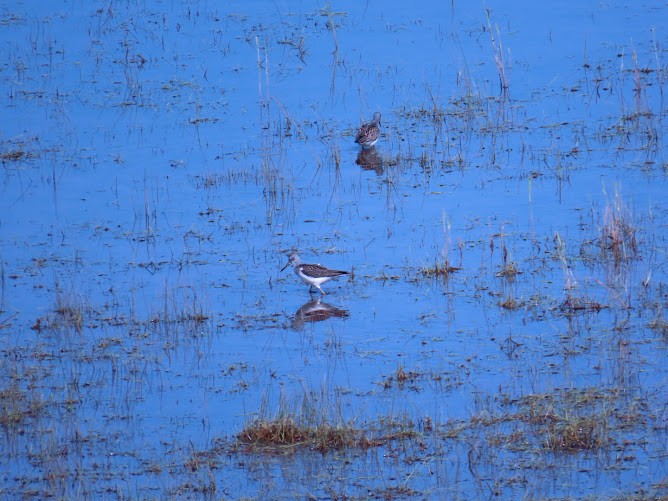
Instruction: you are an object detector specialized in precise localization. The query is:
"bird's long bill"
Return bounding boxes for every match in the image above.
[280,261,290,272]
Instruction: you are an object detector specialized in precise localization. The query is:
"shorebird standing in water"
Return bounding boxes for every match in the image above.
[281,252,349,295]
[355,112,381,149]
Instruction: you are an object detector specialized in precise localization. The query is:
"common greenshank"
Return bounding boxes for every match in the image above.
[281,252,349,295]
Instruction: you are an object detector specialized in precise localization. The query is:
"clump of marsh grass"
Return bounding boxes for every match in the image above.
[235,389,425,454]
[54,304,85,333]
[558,295,607,313]
[381,365,423,389]
[545,415,606,452]
[515,388,612,453]
[496,261,521,281]
[420,261,460,279]
[1,136,41,165]
[0,150,25,162]
[32,289,88,334]
[498,296,522,310]
[236,390,367,453]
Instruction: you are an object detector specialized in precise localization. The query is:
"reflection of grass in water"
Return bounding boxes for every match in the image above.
[600,184,637,264]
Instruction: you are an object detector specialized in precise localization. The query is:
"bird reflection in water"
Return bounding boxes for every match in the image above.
[355,146,383,175]
[291,298,349,330]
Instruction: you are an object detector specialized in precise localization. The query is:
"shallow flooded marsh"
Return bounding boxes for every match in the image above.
[1,1,667,499]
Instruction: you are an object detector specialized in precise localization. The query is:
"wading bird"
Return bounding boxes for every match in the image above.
[281,252,349,295]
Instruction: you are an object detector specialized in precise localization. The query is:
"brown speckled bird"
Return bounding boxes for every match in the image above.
[355,112,381,149]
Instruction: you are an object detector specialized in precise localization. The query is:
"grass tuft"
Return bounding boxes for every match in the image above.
[559,296,607,313]
[235,390,425,454]
[420,261,460,279]
[236,389,366,453]
[1,150,25,162]
[238,413,371,453]
[545,416,606,452]
[496,261,521,280]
